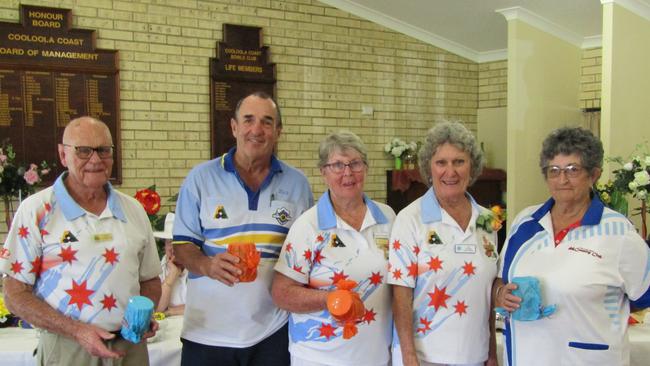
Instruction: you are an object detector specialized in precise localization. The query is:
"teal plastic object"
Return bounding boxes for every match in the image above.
[120,296,154,343]
[495,276,556,321]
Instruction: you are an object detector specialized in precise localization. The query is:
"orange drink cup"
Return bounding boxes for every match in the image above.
[227,242,261,282]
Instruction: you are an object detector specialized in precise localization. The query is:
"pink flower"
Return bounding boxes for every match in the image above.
[41,169,50,175]
[29,163,38,170]
[0,154,6,164]
[24,169,40,185]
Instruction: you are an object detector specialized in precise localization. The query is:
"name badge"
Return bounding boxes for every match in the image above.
[93,233,113,242]
[454,244,476,254]
[374,235,389,259]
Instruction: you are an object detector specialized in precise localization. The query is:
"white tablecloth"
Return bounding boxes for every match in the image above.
[0,316,183,366]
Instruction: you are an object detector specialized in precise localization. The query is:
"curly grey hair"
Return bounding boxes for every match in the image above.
[318,131,368,168]
[539,127,603,176]
[418,121,485,186]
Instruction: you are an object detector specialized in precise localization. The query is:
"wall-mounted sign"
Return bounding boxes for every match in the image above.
[0,5,121,183]
[210,24,276,158]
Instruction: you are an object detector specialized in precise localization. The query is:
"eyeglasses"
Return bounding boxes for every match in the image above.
[63,144,114,159]
[543,164,584,179]
[323,160,366,174]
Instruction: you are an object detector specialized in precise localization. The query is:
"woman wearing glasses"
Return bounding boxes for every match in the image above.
[389,121,498,366]
[272,131,395,366]
[495,127,650,365]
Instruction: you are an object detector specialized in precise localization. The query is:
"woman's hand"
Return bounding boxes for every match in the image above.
[166,260,182,281]
[495,282,521,312]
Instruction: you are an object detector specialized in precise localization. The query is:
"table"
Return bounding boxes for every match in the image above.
[0,316,183,366]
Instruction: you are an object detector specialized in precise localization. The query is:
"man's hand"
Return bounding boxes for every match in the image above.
[74,323,125,359]
[201,252,242,286]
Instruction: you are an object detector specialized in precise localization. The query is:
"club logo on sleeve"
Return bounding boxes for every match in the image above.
[214,205,229,219]
[272,207,291,225]
[330,234,346,248]
[60,230,78,243]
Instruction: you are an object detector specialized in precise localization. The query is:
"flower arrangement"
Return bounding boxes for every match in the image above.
[476,205,506,233]
[601,144,650,239]
[134,185,165,231]
[1,139,52,228]
[384,138,418,159]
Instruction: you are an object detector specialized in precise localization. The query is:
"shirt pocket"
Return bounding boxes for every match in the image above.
[561,341,614,366]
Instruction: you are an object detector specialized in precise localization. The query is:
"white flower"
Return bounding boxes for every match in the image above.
[629,181,639,190]
[645,156,650,166]
[637,190,648,199]
[624,162,634,171]
[634,170,650,186]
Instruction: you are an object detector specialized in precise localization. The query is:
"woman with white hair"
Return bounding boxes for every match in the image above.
[389,121,498,366]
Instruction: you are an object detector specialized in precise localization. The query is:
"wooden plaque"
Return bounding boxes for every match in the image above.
[210,24,276,159]
[0,5,120,183]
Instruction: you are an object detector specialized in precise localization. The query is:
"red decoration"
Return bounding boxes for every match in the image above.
[134,188,161,215]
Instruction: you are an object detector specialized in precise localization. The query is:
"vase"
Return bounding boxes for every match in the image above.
[403,151,416,170]
[394,157,403,170]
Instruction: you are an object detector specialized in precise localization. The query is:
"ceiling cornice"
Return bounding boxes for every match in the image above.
[477,49,508,63]
[496,6,584,47]
[318,0,482,62]
[582,35,603,49]
[601,0,650,21]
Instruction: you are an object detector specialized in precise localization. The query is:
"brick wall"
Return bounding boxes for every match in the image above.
[580,47,602,109]
[478,60,507,109]
[0,0,480,240]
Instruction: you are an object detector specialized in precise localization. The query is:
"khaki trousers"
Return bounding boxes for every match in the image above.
[36,330,149,366]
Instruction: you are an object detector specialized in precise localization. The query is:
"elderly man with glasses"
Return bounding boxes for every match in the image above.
[1,116,162,365]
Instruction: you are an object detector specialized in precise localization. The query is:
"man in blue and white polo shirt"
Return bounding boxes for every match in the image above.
[1,117,162,365]
[173,92,313,366]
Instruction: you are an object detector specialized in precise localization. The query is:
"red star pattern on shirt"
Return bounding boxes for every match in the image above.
[407,261,418,278]
[18,226,29,238]
[392,268,402,280]
[330,271,348,284]
[303,249,312,263]
[58,246,78,265]
[413,246,420,255]
[313,249,324,264]
[392,239,401,250]
[368,272,383,286]
[40,229,49,236]
[362,308,376,324]
[44,202,51,212]
[319,323,337,340]
[316,234,324,242]
[417,316,432,334]
[462,261,476,276]
[454,300,468,316]
[65,279,95,310]
[428,285,451,311]
[285,243,293,252]
[10,260,23,274]
[29,257,42,274]
[427,256,443,272]
[101,294,117,311]
[292,265,303,274]
[103,248,119,265]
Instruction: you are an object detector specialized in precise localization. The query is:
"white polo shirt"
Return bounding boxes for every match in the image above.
[388,189,498,365]
[275,191,395,366]
[499,197,650,366]
[0,174,161,331]
[173,149,313,348]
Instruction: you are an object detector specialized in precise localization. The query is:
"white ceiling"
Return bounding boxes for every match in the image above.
[318,0,650,62]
